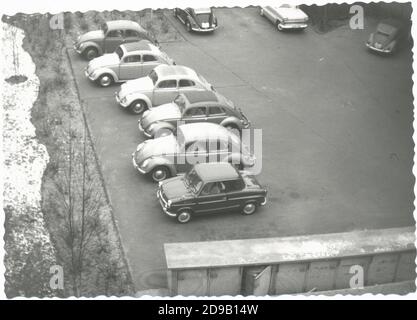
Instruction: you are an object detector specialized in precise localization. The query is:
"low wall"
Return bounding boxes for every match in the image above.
[164,227,415,296]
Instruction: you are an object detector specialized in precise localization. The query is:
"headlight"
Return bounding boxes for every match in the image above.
[121,96,128,104]
[167,200,172,208]
[147,123,156,132]
[79,42,87,50]
[140,159,150,168]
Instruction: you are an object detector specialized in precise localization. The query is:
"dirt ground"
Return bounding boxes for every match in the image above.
[2,10,180,297]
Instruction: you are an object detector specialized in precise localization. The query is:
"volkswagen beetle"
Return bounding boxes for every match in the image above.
[157,162,267,223]
[85,40,175,87]
[139,91,251,138]
[74,20,155,60]
[174,7,218,33]
[132,122,256,182]
[115,65,215,114]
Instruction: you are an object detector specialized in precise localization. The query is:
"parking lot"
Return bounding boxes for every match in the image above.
[67,7,414,291]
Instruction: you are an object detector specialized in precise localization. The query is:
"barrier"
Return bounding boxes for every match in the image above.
[164,227,415,296]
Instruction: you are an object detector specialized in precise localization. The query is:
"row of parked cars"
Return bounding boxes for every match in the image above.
[74,10,267,223]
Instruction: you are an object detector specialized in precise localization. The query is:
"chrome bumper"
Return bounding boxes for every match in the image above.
[157,189,176,217]
[132,154,146,174]
[279,23,308,29]
[115,92,129,108]
[84,68,96,81]
[192,25,218,32]
[366,42,392,53]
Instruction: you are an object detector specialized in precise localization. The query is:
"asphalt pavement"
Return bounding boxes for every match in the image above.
[67,7,415,292]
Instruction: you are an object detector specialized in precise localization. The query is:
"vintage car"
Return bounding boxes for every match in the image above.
[132,122,256,182]
[85,41,175,87]
[260,5,308,31]
[157,162,267,223]
[74,20,155,60]
[138,91,251,138]
[174,7,218,32]
[366,19,409,54]
[116,65,215,114]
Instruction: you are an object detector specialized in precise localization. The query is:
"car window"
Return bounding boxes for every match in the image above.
[125,29,140,37]
[123,55,141,63]
[208,106,225,115]
[143,54,157,62]
[157,80,177,89]
[223,179,244,192]
[179,79,196,87]
[106,30,123,38]
[200,182,225,195]
[184,106,206,117]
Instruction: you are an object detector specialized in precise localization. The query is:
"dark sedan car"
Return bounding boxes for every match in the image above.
[366,19,410,54]
[139,91,251,138]
[174,7,218,32]
[157,162,267,223]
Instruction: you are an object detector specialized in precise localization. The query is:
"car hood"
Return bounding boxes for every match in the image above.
[371,32,394,47]
[161,176,194,201]
[79,30,104,43]
[119,76,154,97]
[134,135,178,162]
[141,103,181,128]
[88,53,119,70]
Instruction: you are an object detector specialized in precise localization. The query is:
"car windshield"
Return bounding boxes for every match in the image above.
[115,47,123,60]
[173,95,187,112]
[101,23,108,34]
[184,169,203,193]
[148,70,158,85]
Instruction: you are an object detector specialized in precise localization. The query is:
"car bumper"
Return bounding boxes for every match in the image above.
[74,45,82,54]
[157,189,176,217]
[138,121,152,138]
[115,92,129,108]
[191,25,218,32]
[132,154,147,174]
[84,68,96,81]
[279,23,308,29]
[366,42,393,53]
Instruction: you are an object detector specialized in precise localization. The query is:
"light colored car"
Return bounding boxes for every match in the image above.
[115,65,215,114]
[132,122,256,182]
[85,41,175,87]
[74,20,155,60]
[139,91,251,138]
[260,5,308,31]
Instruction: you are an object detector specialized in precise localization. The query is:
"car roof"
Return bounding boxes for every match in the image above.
[179,122,239,142]
[377,19,402,33]
[182,91,219,104]
[155,65,197,79]
[106,20,144,32]
[122,40,158,53]
[194,163,240,182]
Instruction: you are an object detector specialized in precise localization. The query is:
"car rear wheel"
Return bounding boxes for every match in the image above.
[177,210,192,223]
[242,202,257,215]
[129,100,147,115]
[151,166,171,182]
[186,21,192,32]
[97,74,114,87]
[84,47,98,60]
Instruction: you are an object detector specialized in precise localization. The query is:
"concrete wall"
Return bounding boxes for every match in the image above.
[164,227,415,296]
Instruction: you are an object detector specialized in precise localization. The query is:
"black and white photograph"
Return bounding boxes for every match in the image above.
[1,0,416,303]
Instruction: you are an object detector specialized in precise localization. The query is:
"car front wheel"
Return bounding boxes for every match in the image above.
[84,47,98,60]
[151,166,171,182]
[242,202,257,215]
[129,100,147,115]
[177,210,192,223]
[97,74,114,87]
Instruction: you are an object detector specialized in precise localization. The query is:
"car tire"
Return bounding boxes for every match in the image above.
[84,47,98,60]
[186,21,192,32]
[129,100,147,115]
[151,166,171,182]
[97,74,114,87]
[177,210,192,223]
[242,202,257,215]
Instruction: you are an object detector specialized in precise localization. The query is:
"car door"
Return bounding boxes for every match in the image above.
[181,106,208,124]
[224,178,246,211]
[142,54,160,76]
[195,182,228,215]
[118,54,142,80]
[152,79,179,106]
[207,105,227,125]
[104,29,124,53]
